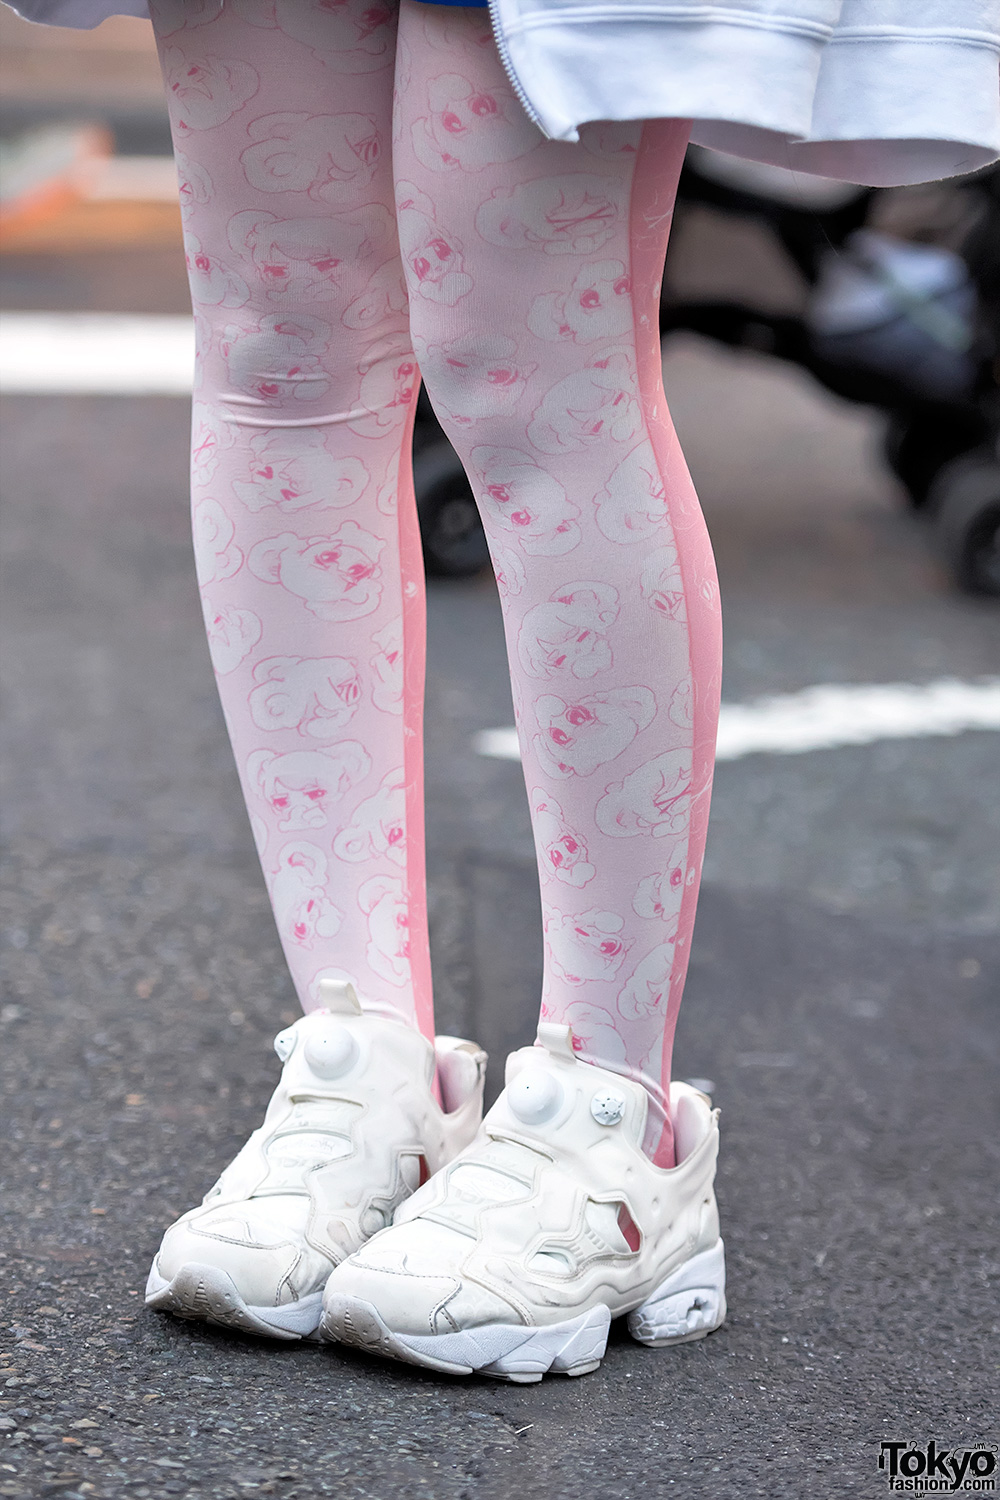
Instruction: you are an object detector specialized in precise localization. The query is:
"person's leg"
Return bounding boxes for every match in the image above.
[391,1,722,1165]
[322,6,726,1376]
[149,0,434,1037]
[143,0,488,1341]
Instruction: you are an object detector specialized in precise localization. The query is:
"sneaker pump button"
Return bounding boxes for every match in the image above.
[590,1088,626,1126]
[508,1068,563,1125]
[304,1023,358,1080]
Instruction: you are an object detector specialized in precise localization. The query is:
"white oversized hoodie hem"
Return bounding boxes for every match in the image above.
[492,3,1000,184]
[7,0,1000,185]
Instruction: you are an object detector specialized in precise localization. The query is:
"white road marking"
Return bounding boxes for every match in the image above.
[474,679,1000,763]
[0,314,194,395]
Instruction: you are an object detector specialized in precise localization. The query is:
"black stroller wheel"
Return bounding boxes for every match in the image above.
[928,453,1000,598]
[882,408,988,508]
[414,441,490,579]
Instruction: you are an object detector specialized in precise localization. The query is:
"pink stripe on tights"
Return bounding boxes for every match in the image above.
[629,122,724,1163]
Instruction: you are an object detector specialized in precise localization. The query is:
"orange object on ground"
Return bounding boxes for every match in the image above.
[0,122,114,239]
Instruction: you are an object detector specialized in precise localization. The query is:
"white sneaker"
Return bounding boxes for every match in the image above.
[145,980,487,1340]
[320,1023,725,1381]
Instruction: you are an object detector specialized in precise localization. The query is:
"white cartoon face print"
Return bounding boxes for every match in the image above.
[596,748,692,838]
[578,121,644,160]
[422,5,494,52]
[470,446,580,556]
[227,208,383,306]
[232,429,368,514]
[334,769,406,866]
[530,790,595,888]
[395,183,473,306]
[161,50,259,134]
[375,477,396,517]
[533,687,656,779]
[184,234,249,309]
[270,841,343,950]
[527,260,632,345]
[173,150,214,225]
[394,31,413,96]
[668,681,693,732]
[418,334,535,427]
[639,542,685,619]
[190,310,212,398]
[410,72,540,173]
[146,0,219,35]
[517,583,619,680]
[633,864,688,924]
[221,314,331,405]
[342,258,410,332]
[545,909,630,985]
[358,875,410,987]
[475,174,625,257]
[349,355,419,436]
[259,0,396,73]
[240,113,382,202]
[491,542,526,597]
[248,522,385,621]
[190,410,232,491]
[193,498,243,586]
[247,742,370,831]
[596,443,671,544]
[248,655,363,738]
[527,354,641,455]
[617,942,675,1019]
[369,617,403,712]
[205,603,262,675]
[549,1000,627,1067]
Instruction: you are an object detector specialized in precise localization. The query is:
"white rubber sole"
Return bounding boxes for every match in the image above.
[627,1240,727,1347]
[320,1240,726,1382]
[145,1259,323,1341]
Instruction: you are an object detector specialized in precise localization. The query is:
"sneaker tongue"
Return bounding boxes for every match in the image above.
[316,979,362,1015]
[535,1022,577,1060]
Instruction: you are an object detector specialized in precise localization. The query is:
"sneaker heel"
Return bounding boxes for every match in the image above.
[627,1240,726,1348]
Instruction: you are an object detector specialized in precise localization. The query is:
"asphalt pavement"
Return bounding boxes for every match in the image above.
[2,231,999,1497]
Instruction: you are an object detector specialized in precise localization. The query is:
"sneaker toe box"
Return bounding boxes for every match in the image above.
[324,1220,520,1336]
[152,1199,312,1310]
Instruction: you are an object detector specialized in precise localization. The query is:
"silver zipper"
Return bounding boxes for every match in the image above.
[486,0,547,132]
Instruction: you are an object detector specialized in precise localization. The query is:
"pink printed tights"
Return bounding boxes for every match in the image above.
[150,0,722,1164]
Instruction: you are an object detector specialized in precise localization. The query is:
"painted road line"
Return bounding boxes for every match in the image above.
[473,678,1000,764]
[0,313,194,394]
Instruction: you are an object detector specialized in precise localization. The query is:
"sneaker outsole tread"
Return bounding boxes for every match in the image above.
[145,1259,323,1340]
[320,1297,612,1381]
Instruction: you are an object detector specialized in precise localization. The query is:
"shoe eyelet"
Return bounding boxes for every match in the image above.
[273,1026,298,1062]
[590,1088,626,1126]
